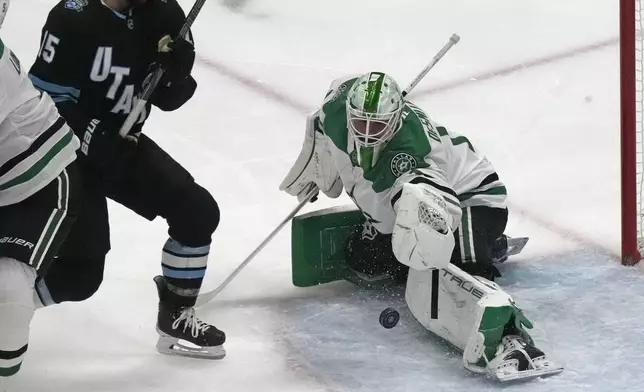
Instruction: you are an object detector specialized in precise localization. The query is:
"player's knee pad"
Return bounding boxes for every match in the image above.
[43,255,105,303]
[405,264,533,372]
[0,257,37,377]
[63,260,104,302]
[168,183,220,247]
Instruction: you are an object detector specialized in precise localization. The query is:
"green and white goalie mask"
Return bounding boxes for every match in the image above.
[346,72,404,150]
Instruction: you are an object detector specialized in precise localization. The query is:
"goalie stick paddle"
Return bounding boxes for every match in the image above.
[195,187,319,307]
[118,0,208,138]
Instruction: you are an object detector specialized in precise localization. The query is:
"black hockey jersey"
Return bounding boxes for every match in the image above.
[28,0,196,139]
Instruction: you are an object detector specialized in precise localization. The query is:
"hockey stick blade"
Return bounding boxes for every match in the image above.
[118,0,208,138]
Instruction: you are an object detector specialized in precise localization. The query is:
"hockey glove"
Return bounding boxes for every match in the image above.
[279,111,343,203]
[156,35,195,86]
[79,119,138,173]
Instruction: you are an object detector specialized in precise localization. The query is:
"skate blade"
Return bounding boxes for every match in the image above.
[492,364,563,382]
[506,237,529,257]
[493,237,529,263]
[156,336,226,360]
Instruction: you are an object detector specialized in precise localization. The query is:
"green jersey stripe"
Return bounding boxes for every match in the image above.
[450,136,475,152]
[470,180,505,194]
[0,129,74,191]
[458,186,507,203]
[0,117,66,177]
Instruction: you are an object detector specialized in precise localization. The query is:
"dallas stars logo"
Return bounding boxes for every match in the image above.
[390,153,417,177]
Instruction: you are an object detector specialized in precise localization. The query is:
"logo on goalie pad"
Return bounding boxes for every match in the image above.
[442,269,486,300]
[390,153,417,177]
[64,0,88,11]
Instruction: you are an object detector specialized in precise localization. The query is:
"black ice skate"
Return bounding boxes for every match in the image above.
[487,335,563,382]
[154,276,226,360]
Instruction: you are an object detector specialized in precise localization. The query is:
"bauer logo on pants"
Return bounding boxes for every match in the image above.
[390,153,417,177]
[0,237,35,250]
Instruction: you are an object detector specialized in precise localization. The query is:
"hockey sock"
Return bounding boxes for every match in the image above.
[0,258,36,377]
[160,238,209,307]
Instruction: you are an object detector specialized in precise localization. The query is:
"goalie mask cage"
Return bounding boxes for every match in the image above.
[621,0,644,265]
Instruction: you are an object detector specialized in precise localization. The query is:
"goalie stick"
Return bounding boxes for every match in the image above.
[196,34,461,306]
[195,188,318,306]
[402,34,460,98]
[118,0,208,138]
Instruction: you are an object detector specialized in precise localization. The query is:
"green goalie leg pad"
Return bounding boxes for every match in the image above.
[472,306,534,369]
[291,206,365,287]
[477,306,514,367]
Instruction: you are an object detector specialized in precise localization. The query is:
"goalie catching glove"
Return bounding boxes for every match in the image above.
[280,111,343,202]
[392,182,459,271]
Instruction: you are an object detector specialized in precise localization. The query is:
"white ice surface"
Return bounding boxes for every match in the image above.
[2,0,644,391]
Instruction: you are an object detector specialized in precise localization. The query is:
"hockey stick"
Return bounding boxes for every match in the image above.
[195,187,319,307]
[118,0,208,138]
[195,33,460,306]
[402,34,460,98]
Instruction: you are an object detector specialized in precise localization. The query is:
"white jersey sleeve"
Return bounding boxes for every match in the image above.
[0,38,79,206]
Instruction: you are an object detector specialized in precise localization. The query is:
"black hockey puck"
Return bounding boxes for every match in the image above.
[379,308,400,329]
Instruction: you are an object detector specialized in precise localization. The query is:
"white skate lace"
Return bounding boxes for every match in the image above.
[172,307,211,338]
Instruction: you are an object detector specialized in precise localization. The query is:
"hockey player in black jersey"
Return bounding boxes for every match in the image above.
[28,0,225,359]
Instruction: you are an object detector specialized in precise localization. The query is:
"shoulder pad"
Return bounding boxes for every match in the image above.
[45,0,89,33]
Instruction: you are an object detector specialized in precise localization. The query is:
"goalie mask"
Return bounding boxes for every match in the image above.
[346,72,404,148]
[0,0,9,29]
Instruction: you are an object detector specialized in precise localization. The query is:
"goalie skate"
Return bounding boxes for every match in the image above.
[487,335,563,382]
[154,276,226,360]
[492,236,529,263]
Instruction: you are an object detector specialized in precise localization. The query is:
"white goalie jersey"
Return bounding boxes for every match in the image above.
[281,75,508,270]
[0,38,79,206]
